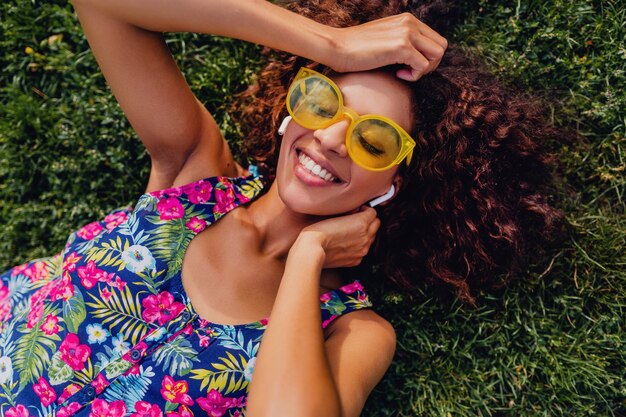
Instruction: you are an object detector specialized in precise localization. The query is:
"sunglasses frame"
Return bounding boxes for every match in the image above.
[285,67,416,172]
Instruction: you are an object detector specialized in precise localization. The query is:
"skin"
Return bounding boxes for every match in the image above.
[70,0,446,415]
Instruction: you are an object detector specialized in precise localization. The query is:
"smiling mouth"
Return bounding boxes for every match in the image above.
[296,151,342,183]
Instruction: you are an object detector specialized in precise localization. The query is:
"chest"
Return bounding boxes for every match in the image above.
[180,210,343,329]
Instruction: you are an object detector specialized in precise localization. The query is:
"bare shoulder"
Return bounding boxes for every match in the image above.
[324,309,397,417]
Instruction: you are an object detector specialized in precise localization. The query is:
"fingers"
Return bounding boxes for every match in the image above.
[395,13,448,81]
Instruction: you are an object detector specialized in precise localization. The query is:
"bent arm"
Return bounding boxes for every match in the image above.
[71,0,336,66]
[71,0,338,187]
[246,241,342,417]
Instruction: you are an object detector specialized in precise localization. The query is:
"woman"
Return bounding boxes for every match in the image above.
[0,0,565,416]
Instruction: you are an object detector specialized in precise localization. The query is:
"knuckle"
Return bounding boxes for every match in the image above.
[400,12,414,25]
[436,45,446,58]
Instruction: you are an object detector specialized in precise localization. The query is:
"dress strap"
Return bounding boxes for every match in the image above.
[135,174,264,225]
[319,279,374,329]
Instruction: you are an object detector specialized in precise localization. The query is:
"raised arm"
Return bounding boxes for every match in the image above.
[71,0,446,190]
[70,0,337,191]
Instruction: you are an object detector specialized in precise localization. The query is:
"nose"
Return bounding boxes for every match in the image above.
[313,117,350,157]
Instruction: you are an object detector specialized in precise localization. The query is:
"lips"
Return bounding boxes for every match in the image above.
[295,149,343,183]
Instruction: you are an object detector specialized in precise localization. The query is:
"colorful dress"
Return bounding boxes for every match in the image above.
[0,172,374,417]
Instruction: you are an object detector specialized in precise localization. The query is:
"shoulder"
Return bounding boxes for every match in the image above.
[326,308,396,350]
[323,309,397,417]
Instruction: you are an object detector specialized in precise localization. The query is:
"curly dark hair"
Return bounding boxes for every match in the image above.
[230,0,570,306]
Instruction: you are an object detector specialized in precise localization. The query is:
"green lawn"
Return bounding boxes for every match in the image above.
[1,0,624,415]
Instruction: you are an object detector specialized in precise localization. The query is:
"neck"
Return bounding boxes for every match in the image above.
[246,181,325,261]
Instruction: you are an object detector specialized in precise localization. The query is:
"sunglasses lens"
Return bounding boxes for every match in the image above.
[288,77,339,128]
[349,119,402,170]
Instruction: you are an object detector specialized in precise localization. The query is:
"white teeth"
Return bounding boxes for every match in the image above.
[297,151,338,183]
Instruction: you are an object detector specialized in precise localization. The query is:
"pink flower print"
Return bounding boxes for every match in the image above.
[131,401,163,417]
[59,333,91,371]
[58,384,81,404]
[5,405,30,417]
[339,280,363,294]
[63,252,82,272]
[214,186,236,214]
[166,405,193,417]
[32,376,57,406]
[198,334,211,347]
[26,303,43,328]
[142,291,185,326]
[91,373,110,394]
[123,364,140,376]
[10,263,29,277]
[111,277,126,291]
[260,317,269,326]
[185,216,206,233]
[24,261,49,282]
[0,281,12,322]
[322,315,337,328]
[320,292,332,303]
[160,376,194,406]
[76,260,112,289]
[104,211,128,231]
[77,260,100,289]
[234,189,251,205]
[57,402,81,417]
[184,180,213,204]
[150,186,182,199]
[40,314,59,335]
[77,221,104,241]
[101,287,113,301]
[89,399,127,417]
[50,272,75,301]
[156,197,185,220]
[196,389,238,417]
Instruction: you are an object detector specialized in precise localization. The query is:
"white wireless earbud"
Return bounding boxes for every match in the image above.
[278,116,292,136]
[368,184,396,208]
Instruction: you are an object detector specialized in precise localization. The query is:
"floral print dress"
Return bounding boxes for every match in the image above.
[0,172,375,417]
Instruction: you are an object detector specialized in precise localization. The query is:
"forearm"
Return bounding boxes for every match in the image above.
[71,0,336,65]
[246,242,342,417]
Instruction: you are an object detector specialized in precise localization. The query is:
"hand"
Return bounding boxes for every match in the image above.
[328,13,448,81]
[292,206,381,269]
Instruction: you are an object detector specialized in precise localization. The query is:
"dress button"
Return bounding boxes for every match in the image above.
[83,385,96,400]
[130,349,142,361]
[180,311,191,322]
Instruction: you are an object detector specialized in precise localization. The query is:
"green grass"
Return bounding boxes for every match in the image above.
[1,0,624,415]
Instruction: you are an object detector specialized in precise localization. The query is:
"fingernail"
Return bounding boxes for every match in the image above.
[396,68,411,81]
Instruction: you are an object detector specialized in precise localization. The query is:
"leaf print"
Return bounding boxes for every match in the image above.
[86,285,149,345]
[213,326,258,358]
[5,274,32,307]
[144,205,205,281]
[48,352,74,386]
[189,351,249,395]
[321,292,348,316]
[86,236,131,272]
[103,358,133,380]
[63,287,87,334]
[235,178,263,202]
[152,337,200,377]
[103,366,155,409]
[13,307,61,391]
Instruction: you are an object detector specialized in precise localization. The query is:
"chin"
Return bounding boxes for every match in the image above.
[277,181,356,217]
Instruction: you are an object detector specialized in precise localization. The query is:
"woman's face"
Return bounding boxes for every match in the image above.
[274,69,413,216]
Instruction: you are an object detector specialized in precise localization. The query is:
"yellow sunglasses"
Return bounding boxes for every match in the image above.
[286,67,416,172]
